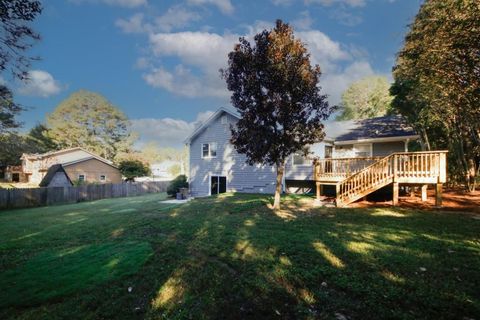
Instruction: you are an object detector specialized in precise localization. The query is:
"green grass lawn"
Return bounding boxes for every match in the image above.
[0,193,479,319]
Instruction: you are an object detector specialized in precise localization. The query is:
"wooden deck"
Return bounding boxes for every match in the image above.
[313,151,448,207]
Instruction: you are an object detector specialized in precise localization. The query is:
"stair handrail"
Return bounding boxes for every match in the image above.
[336,154,394,205]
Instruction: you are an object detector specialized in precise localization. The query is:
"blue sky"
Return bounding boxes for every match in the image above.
[11,0,422,148]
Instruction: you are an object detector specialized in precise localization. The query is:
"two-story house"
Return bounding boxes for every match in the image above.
[185,107,420,197]
[11,147,122,186]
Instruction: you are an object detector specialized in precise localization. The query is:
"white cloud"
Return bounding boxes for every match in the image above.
[70,0,147,8]
[144,31,238,98]
[131,110,214,148]
[187,0,234,14]
[155,6,201,32]
[271,0,294,6]
[137,22,376,106]
[292,11,314,30]
[18,70,62,98]
[322,60,375,104]
[116,6,201,34]
[306,0,366,7]
[143,65,228,98]
[115,13,147,34]
[297,30,351,71]
[330,8,363,26]
[149,31,238,71]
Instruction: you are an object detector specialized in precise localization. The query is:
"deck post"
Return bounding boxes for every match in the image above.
[335,182,340,202]
[435,183,443,207]
[316,182,321,201]
[392,182,399,206]
[421,185,428,202]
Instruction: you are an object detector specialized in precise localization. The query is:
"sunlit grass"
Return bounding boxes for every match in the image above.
[0,192,479,319]
[312,241,346,269]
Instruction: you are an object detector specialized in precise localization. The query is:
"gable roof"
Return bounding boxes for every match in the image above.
[184,108,418,145]
[330,115,418,143]
[39,164,73,187]
[21,147,115,166]
[184,107,239,144]
[61,156,119,169]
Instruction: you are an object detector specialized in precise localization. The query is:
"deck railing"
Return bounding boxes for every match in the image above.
[334,151,448,207]
[313,157,380,182]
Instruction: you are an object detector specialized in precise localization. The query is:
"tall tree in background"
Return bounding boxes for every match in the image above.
[391,0,480,191]
[25,124,57,153]
[0,0,42,132]
[0,0,42,168]
[118,160,151,182]
[0,86,23,133]
[46,90,135,161]
[222,20,333,209]
[336,76,393,121]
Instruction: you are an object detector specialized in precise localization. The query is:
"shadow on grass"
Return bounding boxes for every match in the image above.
[0,241,153,308]
[143,194,480,319]
[0,192,479,319]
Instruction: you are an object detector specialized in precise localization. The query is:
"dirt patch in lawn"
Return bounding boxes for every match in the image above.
[351,188,480,214]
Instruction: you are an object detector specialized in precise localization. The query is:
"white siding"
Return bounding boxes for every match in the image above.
[189,112,277,197]
[284,142,326,180]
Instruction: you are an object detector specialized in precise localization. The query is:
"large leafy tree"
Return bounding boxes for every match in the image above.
[46,90,135,161]
[336,76,393,121]
[0,0,42,133]
[222,20,333,209]
[0,1,42,168]
[391,0,480,191]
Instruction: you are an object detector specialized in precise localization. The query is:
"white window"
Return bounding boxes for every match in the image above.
[100,175,106,182]
[221,115,227,124]
[78,174,86,182]
[202,143,217,158]
[293,153,309,166]
[354,144,372,158]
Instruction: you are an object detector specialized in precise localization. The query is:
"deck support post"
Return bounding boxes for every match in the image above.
[392,182,399,206]
[421,185,428,202]
[409,186,415,197]
[315,182,321,201]
[435,183,443,207]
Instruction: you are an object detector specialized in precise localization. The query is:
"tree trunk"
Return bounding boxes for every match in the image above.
[467,158,477,192]
[273,164,284,210]
[420,127,431,151]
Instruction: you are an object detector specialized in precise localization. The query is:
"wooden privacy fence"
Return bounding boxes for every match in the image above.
[0,181,170,210]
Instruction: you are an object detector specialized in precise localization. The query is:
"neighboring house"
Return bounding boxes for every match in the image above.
[4,147,122,186]
[185,108,420,197]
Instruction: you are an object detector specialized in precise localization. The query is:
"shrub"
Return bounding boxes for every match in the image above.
[167,175,188,197]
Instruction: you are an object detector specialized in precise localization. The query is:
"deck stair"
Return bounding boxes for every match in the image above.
[314,151,448,207]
